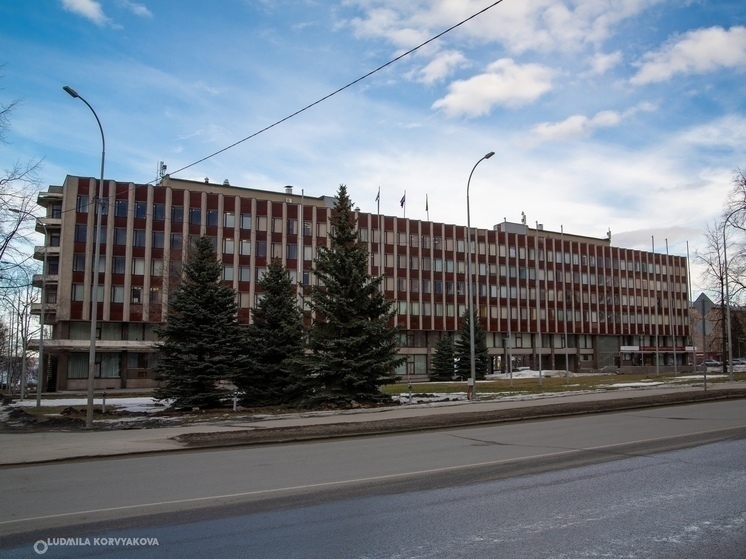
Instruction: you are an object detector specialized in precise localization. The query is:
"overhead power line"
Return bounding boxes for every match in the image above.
[168,0,506,178]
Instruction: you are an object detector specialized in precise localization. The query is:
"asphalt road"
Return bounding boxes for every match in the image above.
[1,400,745,557]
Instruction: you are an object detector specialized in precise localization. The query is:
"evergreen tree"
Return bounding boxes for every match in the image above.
[304,184,403,406]
[236,259,305,406]
[430,334,455,381]
[454,309,489,380]
[154,236,249,409]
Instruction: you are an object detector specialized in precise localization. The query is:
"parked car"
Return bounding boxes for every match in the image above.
[702,359,722,367]
[730,358,746,366]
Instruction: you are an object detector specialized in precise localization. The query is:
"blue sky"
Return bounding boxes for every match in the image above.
[1,0,745,292]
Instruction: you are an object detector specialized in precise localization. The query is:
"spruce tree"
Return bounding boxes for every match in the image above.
[454,309,489,380]
[154,236,249,409]
[430,334,455,381]
[304,184,403,406]
[235,259,305,406]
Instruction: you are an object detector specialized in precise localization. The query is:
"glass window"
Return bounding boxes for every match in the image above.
[223,238,235,254]
[303,221,312,236]
[133,229,146,247]
[149,287,161,303]
[73,254,86,272]
[239,266,251,281]
[111,285,124,303]
[76,195,89,213]
[256,241,267,258]
[189,208,201,225]
[170,232,183,250]
[153,203,165,221]
[132,258,145,275]
[286,244,297,259]
[207,209,219,227]
[74,224,87,243]
[240,214,252,229]
[151,259,163,276]
[171,205,183,223]
[112,256,125,274]
[114,228,127,245]
[257,216,267,231]
[115,199,128,217]
[152,231,165,249]
[240,239,251,256]
[71,284,85,301]
[134,201,147,219]
[223,265,234,281]
[224,212,235,228]
[131,286,143,304]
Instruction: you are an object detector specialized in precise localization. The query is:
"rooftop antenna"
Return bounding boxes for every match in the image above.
[157,161,167,182]
[521,211,526,225]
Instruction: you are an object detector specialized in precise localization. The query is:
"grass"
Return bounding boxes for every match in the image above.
[382,371,746,396]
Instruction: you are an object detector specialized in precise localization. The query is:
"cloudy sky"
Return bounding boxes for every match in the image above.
[1,0,745,292]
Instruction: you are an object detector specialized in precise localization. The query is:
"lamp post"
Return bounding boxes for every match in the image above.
[64,85,106,428]
[722,208,740,382]
[9,209,48,407]
[466,151,494,400]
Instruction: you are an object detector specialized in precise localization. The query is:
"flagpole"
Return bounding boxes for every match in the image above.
[426,193,429,222]
[402,190,406,219]
[376,187,382,277]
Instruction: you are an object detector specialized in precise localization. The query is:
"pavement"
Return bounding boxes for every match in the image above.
[2,383,746,466]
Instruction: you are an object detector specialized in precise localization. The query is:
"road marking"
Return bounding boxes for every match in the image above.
[1,425,743,527]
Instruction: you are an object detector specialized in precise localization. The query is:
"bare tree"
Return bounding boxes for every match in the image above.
[0,68,44,283]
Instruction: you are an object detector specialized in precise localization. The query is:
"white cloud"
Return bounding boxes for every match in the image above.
[528,103,656,144]
[631,26,746,85]
[119,0,152,18]
[61,0,111,26]
[589,50,622,75]
[432,58,555,118]
[341,0,662,55]
[416,50,468,85]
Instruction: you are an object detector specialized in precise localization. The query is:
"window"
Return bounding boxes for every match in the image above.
[256,241,267,258]
[224,212,235,228]
[112,256,125,274]
[223,265,234,281]
[74,224,87,243]
[223,238,235,254]
[152,231,165,249]
[240,214,252,229]
[239,266,251,281]
[257,216,267,231]
[317,222,327,237]
[132,258,145,275]
[134,201,147,219]
[76,195,89,213]
[111,285,124,303]
[153,203,165,221]
[189,208,201,225]
[303,221,312,236]
[170,232,183,250]
[287,219,297,235]
[271,243,282,258]
[151,259,163,276]
[148,287,160,304]
[132,229,146,247]
[73,254,86,272]
[207,209,219,227]
[240,239,251,256]
[47,258,59,275]
[131,286,143,304]
[71,284,85,301]
[115,200,128,217]
[286,243,298,259]
[304,246,313,261]
[51,203,62,218]
[171,205,183,223]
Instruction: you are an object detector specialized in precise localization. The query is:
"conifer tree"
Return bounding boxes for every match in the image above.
[154,236,249,408]
[430,334,455,381]
[235,259,305,406]
[454,309,489,380]
[304,184,403,406]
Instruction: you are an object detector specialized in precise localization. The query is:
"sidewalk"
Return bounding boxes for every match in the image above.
[2,383,745,466]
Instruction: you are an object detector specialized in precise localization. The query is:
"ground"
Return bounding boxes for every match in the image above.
[2,372,746,448]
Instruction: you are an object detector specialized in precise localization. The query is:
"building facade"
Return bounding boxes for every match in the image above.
[33,175,692,391]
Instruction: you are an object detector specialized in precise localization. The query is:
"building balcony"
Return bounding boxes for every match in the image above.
[33,245,60,261]
[30,302,56,323]
[32,273,58,289]
[37,216,61,232]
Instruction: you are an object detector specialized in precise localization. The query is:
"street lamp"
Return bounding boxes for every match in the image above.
[64,85,106,428]
[466,151,494,400]
[9,208,48,408]
[722,207,740,382]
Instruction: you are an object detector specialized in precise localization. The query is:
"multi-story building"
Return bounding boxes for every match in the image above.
[32,175,692,391]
